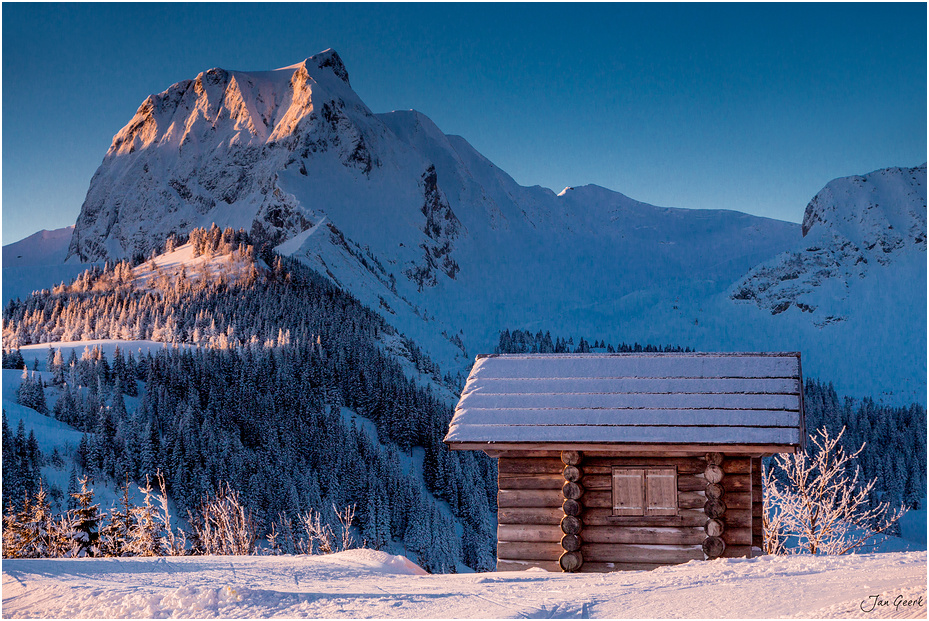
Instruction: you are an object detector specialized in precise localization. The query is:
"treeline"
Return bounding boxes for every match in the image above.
[496,329,693,355]
[803,379,926,512]
[1,227,449,388]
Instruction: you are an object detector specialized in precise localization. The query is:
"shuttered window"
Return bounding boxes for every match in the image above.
[612,466,678,517]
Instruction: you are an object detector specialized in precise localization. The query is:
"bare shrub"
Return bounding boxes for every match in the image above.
[764,427,906,555]
[187,484,256,555]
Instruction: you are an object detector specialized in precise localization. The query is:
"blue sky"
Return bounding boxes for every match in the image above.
[2,3,926,244]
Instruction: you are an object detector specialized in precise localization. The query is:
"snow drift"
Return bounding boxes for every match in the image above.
[2,550,925,618]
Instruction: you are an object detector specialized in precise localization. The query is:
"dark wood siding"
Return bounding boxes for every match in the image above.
[496,451,755,571]
[752,457,764,553]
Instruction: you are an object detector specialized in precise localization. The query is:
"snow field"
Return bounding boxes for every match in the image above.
[2,550,925,618]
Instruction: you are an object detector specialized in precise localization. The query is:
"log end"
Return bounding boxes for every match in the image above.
[561,533,582,552]
[562,498,582,517]
[562,481,584,501]
[704,518,725,537]
[562,465,582,482]
[560,515,582,536]
[559,550,584,572]
[704,464,724,484]
[702,536,726,559]
[704,499,727,519]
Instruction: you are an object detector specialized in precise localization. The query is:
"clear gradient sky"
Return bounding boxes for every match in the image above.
[2,3,926,244]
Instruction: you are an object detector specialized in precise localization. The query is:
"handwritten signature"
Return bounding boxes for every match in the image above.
[860,594,925,613]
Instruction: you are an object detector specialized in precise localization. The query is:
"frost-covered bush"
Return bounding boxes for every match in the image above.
[763,427,905,555]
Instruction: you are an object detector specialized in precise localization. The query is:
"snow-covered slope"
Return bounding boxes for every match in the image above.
[3,226,74,267]
[3,551,926,618]
[2,226,93,305]
[730,165,926,324]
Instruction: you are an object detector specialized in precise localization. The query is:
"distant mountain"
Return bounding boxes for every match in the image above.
[2,226,90,305]
[4,226,73,267]
[730,165,926,325]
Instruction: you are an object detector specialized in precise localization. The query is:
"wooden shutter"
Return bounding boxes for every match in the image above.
[645,467,678,516]
[612,467,645,516]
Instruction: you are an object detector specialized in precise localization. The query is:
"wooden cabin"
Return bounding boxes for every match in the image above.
[443,352,805,572]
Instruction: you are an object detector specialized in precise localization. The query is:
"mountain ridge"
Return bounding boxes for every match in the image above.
[14,49,926,403]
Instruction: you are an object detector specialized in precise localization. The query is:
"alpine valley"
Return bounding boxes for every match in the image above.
[2,51,926,569]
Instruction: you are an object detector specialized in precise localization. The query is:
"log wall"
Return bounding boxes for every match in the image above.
[496,450,756,572]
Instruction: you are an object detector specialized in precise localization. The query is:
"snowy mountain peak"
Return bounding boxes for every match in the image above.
[308,48,350,85]
[68,51,384,262]
[107,54,356,159]
[801,164,926,248]
[730,164,926,327]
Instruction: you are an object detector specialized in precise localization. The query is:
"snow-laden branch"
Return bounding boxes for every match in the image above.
[764,426,906,555]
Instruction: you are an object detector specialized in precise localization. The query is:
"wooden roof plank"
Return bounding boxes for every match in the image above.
[452,408,801,428]
[462,377,801,396]
[444,424,801,445]
[457,391,799,411]
[469,354,800,380]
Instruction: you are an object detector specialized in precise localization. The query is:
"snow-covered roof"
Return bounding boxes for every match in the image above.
[444,353,804,451]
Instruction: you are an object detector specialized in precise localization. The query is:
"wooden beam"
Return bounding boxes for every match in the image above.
[497,507,564,525]
[498,473,564,490]
[496,559,560,572]
[498,488,563,508]
[582,526,706,546]
[498,524,563,543]
[581,543,704,564]
[497,457,563,475]
[721,545,753,558]
[498,541,563,561]
[577,562,671,572]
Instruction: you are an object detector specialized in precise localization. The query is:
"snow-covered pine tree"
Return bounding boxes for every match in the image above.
[70,475,102,557]
[126,476,164,556]
[99,477,135,556]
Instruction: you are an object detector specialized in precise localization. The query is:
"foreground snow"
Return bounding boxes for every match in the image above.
[2,549,925,619]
